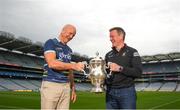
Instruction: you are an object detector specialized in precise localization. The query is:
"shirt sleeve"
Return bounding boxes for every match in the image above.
[43,39,56,54]
[121,50,142,78]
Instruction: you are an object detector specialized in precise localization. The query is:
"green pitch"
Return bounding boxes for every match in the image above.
[0,91,180,109]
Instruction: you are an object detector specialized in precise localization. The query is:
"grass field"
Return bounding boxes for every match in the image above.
[0,91,180,109]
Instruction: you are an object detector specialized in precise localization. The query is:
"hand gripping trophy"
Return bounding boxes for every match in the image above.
[82,52,112,93]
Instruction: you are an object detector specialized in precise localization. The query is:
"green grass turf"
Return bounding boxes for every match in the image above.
[0,91,180,109]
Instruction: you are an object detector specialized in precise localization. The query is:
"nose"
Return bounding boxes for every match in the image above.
[110,37,113,42]
[68,34,74,40]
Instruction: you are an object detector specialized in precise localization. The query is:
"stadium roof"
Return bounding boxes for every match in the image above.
[141,52,180,63]
[0,31,43,56]
[0,31,180,62]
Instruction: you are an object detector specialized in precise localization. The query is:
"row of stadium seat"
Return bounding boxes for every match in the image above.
[0,70,42,78]
[0,77,180,92]
[0,78,41,91]
[135,82,180,92]
[143,62,180,73]
[0,50,44,68]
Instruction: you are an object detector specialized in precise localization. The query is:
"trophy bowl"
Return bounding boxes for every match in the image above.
[83,53,109,93]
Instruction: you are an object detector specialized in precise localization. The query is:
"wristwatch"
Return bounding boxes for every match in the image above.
[119,66,123,72]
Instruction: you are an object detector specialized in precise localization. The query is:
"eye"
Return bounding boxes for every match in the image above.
[110,36,114,38]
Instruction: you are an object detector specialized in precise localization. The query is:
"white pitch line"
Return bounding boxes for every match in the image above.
[0,104,26,109]
[150,98,180,109]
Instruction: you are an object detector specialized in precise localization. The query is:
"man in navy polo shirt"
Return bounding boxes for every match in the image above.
[41,24,84,109]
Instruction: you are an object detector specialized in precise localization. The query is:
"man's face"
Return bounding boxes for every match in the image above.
[109,30,124,47]
[62,27,76,44]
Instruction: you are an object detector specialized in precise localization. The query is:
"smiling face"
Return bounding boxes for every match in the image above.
[60,24,76,44]
[109,30,124,48]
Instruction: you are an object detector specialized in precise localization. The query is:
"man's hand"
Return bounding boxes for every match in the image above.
[68,71,77,103]
[71,89,77,103]
[109,63,123,72]
[73,62,85,72]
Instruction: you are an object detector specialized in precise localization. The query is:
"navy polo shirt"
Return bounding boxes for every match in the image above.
[43,38,72,83]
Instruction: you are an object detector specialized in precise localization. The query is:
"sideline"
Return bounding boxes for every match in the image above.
[150,98,180,109]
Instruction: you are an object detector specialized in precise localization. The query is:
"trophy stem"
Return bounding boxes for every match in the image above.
[91,80,104,93]
[91,87,104,93]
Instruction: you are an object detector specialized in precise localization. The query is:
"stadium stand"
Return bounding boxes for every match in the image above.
[12,79,39,91]
[76,83,93,91]
[176,83,180,91]
[29,80,42,87]
[159,82,177,92]
[143,82,162,91]
[0,50,44,68]
[0,31,180,92]
[135,83,149,91]
[0,86,7,91]
[0,78,26,90]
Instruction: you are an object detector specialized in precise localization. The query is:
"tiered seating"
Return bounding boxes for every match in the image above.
[0,53,9,63]
[143,62,180,74]
[143,63,163,73]
[0,50,44,68]
[18,55,43,68]
[175,83,180,92]
[135,83,149,91]
[143,82,162,91]
[159,82,177,91]
[0,51,22,65]
[0,78,26,90]
[76,83,92,91]
[0,86,7,91]
[29,80,42,87]
[12,79,39,90]
[0,70,42,78]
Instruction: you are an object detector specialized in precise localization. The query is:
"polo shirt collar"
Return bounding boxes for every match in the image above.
[112,43,127,52]
[56,37,66,46]
[56,37,61,42]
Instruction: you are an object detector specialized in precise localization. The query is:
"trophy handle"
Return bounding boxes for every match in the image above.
[82,70,89,76]
[82,61,89,68]
[106,62,112,78]
[82,61,90,77]
[107,71,112,78]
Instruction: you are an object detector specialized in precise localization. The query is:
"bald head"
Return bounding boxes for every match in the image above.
[62,24,76,34]
[59,24,76,44]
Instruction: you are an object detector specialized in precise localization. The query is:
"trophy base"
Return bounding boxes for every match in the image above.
[91,87,104,93]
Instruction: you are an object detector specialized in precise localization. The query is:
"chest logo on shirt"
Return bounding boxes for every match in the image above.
[58,52,71,61]
[107,52,114,58]
[122,52,126,56]
[55,47,71,61]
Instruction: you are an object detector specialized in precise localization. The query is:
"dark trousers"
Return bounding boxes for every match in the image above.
[106,86,136,109]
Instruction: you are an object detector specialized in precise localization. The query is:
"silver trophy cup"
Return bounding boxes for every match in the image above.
[82,53,111,93]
